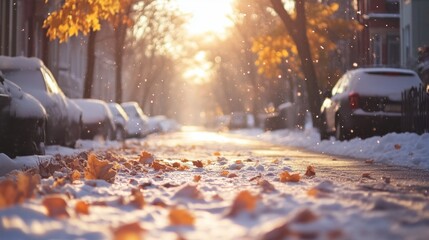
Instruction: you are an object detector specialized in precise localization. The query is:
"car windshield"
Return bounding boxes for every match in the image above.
[123,105,143,118]
[2,69,46,92]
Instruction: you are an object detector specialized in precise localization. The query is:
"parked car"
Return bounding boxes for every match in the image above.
[320,67,423,140]
[0,56,82,147]
[229,112,250,129]
[147,115,181,133]
[0,72,47,157]
[73,99,116,140]
[107,102,129,140]
[121,101,151,138]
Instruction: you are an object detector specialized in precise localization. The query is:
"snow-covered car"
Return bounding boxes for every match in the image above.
[73,99,116,141]
[0,56,82,147]
[107,102,129,141]
[147,115,180,133]
[0,73,47,157]
[320,68,423,140]
[121,101,151,138]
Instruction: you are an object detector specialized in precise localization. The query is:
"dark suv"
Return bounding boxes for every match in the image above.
[0,73,47,157]
[320,68,422,140]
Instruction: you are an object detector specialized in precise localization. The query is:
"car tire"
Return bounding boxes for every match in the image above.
[335,116,353,141]
[320,128,330,140]
[35,122,46,155]
[64,119,81,148]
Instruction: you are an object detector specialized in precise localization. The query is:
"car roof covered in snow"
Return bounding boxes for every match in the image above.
[347,67,418,76]
[0,56,44,70]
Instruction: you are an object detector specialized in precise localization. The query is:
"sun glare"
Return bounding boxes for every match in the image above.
[176,0,234,36]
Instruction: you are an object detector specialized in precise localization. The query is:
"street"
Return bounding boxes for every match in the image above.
[2,127,429,240]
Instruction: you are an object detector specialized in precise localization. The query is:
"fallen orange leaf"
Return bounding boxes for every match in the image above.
[279,171,300,182]
[42,194,69,218]
[112,222,145,240]
[193,175,201,182]
[75,200,89,215]
[84,153,117,183]
[169,208,195,226]
[227,190,258,217]
[139,151,154,165]
[213,151,221,156]
[70,170,81,182]
[258,179,276,193]
[220,170,229,177]
[0,180,18,209]
[304,165,316,177]
[394,144,401,150]
[192,160,204,168]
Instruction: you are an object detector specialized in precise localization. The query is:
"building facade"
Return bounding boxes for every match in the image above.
[356,0,400,67]
[400,0,429,68]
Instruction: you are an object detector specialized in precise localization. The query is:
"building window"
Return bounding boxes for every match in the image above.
[371,34,383,65]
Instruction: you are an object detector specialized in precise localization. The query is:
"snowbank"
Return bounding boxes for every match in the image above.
[234,128,429,170]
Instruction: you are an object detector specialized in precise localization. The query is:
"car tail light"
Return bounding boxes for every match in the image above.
[349,92,359,109]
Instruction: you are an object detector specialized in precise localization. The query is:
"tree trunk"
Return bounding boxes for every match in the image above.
[114,24,127,103]
[270,0,323,130]
[83,31,97,98]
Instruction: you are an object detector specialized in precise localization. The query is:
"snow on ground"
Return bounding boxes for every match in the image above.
[0,129,428,239]
[233,128,429,170]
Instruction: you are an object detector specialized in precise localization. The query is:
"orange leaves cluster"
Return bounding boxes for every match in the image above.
[84,153,117,183]
[43,0,133,42]
[0,172,41,209]
[227,190,258,217]
[169,208,195,226]
[279,171,301,183]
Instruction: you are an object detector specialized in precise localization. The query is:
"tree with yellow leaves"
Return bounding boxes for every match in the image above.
[43,0,134,99]
[254,0,361,130]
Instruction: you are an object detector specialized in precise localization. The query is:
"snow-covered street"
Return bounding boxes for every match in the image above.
[1,128,429,239]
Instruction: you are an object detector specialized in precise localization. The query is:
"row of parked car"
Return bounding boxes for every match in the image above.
[0,56,177,158]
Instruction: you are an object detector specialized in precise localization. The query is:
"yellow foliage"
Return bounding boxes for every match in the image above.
[252,2,362,83]
[43,0,133,42]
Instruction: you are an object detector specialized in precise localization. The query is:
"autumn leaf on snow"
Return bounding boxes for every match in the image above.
[75,200,90,215]
[169,208,195,226]
[226,190,258,217]
[0,172,41,209]
[304,165,316,177]
[70,170,81,182]
[261,209,320,240]
[84,153,117,183]
[173,184,203,200]
[139,151,154,165]
[279,171,300,182]
[258,179,276,193]
[112,222,145,240]
[193,175,202,182]
[42,194,70,218]
[192,160,204,168]
[0,180,18,209]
